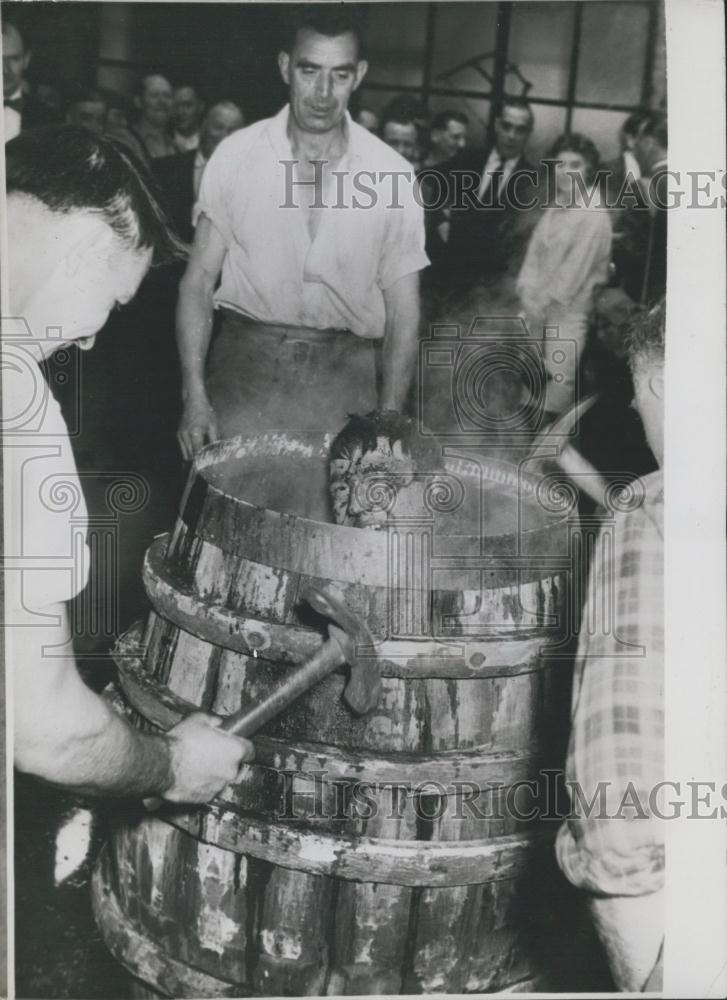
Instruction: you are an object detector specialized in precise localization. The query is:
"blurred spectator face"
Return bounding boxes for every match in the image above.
[494,105,532,160]
[139,74,173,126]
[199,103,245,159]
[633,124,665,177]
[173,85,203,133]
[382,121,418,163]
[68,98,108,135]
[431,118,468,159]
[554,148,589,196]
[356,108,378,132]
[36,82,63,113]
[2,23,30,96]
[106,105,128,130]
[621,126,638,153]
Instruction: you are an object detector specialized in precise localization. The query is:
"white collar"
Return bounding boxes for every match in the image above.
[268,104,357,164]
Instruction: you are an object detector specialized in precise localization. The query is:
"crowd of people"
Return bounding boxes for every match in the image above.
[4,6,667,993]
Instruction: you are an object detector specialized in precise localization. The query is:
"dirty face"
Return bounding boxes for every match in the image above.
[329,436,419,529]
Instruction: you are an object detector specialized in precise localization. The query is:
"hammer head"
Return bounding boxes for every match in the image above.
[303,586,382,715]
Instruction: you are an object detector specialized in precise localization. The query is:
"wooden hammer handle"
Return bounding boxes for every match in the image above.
[222,637,344,737]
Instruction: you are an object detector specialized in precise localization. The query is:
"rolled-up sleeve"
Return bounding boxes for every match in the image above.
[196,142,235,246]
[556,481,665,897]
[377,173,430,290]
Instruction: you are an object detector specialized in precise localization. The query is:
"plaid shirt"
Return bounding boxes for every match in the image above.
[556,469,664,896]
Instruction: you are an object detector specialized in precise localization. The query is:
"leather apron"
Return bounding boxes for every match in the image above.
[206,309,379,439]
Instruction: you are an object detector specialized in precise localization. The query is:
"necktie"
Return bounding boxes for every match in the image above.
[478,155,503,203]
[4,96,23,113]
[489,166,504,206]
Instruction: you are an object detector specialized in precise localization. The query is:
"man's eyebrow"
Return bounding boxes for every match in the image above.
[295,57,357,72]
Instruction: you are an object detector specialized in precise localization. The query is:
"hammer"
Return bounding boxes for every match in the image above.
[145,586,381,808]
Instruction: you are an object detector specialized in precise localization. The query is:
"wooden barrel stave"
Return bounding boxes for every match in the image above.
[139,610,554,758]
[252,867,335,995]
[156,533,565,638]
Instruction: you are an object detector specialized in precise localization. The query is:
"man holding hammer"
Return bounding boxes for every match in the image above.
[176,6,428,459]
[4,126,253,801]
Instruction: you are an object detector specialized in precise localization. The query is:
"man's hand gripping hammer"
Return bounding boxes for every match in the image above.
[145,586,381,808]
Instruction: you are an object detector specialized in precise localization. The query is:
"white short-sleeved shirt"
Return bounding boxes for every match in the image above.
[3,351,89,620]
[197,105,430,339]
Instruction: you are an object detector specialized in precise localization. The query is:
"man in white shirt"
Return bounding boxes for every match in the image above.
[176,7,428,459]
[4,125,253,801]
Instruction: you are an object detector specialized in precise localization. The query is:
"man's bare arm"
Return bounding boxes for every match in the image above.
[380,271,421,411]
[13,603,251,801]
[176,214,228,460]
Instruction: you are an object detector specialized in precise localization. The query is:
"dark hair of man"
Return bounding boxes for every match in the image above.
[431,110,468,132]
[2,17,27,46]
[622,109,648,139]
[5,125,184,264]
[281,4,368,59]
[549,132,602,184]
[135,71,172,98]
[101,88,134,116]
[383,94,428,124]
[68,86,107,109]
[627,298,665,375]
[494,95,534,126]
[638,110,668,150]
[380,108,417,133]
[173,80,205,103]
[330,410,443,473]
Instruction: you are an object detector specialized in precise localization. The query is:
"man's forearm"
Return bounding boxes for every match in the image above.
[177,270,216,399]
[36,726,173,799]
[381,276,421,411]
[16,680,174,798]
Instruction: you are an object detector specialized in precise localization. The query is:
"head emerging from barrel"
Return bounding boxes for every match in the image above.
[329,410,444,528]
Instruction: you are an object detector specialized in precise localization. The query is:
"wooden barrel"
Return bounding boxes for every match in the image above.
[92,433,577,996]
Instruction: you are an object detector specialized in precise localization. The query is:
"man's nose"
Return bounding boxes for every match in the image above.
[315,73,333,100]
[347,487,364,515]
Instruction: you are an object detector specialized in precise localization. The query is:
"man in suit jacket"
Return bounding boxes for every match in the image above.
[153,100,244,244]
[601,110,648,229]
[612,111,668,306]
[430,96,538,296]
[2,20,58,141]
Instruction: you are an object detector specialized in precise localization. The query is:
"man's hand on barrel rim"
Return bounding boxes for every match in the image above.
[177,391,220,461]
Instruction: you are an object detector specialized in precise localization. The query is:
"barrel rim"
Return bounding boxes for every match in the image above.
[189,432,572,549]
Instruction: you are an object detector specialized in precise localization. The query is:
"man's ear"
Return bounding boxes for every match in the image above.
[63,217,115,278]
[278,50,291,86]
[22,49,31,73]
[649,369,664,402]
[352,60,368,92]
